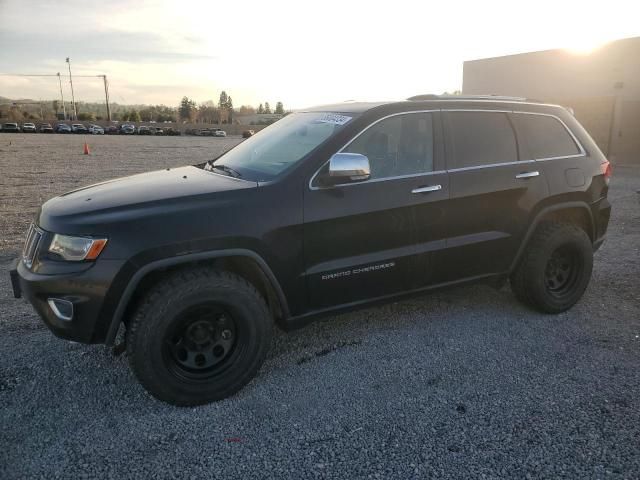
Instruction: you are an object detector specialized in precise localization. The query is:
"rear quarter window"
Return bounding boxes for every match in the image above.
[512,113,581,159]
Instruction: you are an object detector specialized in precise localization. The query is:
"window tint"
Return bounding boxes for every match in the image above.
[343,113,433,179]
[512,113,580,159]
[446,112,517,168]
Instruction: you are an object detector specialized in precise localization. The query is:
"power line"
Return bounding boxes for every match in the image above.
[66,58,77,120]
[0,73,59,77]
[0,70,112,121]
[57,73,67,120]
[0,73,105,78]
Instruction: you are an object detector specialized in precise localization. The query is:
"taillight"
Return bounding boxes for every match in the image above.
[601,160,612,184]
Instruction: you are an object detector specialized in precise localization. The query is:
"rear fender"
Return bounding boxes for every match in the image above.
[509,201,594,273]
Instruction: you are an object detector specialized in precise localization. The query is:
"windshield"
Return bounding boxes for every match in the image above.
[207,112,356,181]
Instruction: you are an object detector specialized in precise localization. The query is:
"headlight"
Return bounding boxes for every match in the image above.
[49,234,108,261]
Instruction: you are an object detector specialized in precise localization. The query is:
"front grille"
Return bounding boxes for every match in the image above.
[22,224,43,269]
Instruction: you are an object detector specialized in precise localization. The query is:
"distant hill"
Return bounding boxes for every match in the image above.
[0,96,177,121]
[0,96,168,113]
[0,96,41,105]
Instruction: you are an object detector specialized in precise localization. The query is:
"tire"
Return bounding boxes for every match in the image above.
[126,267,272,406]
[510,222,593,313]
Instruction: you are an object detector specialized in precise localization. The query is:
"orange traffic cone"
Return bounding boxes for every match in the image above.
[83,142,90,155]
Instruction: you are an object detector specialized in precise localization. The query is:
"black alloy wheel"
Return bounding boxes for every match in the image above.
[163,304,238,380]
[543,245,582,298]
[510,222,593,313]
[127,268,273,406]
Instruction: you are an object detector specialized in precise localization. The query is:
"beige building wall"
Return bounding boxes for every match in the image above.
[463,36,640,164]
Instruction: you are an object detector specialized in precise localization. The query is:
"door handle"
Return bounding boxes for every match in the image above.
[515,171,540,179]
[411,184,442,194]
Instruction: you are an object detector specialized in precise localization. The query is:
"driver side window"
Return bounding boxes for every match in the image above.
[343,113,434,180]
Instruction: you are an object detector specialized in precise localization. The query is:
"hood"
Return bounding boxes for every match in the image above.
[38,166,257,233]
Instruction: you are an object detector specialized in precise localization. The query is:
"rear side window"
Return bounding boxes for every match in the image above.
[445,111,518,169]
[343,112,434,180]
[512,113,581,159]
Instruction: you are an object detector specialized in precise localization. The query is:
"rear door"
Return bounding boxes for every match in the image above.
[303,111,448,310]
[509,111,587,197]
[437,110,549,281]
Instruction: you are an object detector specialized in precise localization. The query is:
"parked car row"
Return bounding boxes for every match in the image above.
[0,122,93,134]
[184,127,227,137]
[1,122,62,133]
[54,123,94,134]
[113,124,182,136]
[0,122,45,133]
[2,122,247,137]
[1,122,183,136]
[135,125,181,136]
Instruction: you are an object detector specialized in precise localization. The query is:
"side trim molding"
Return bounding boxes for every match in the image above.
[104,249,289,345]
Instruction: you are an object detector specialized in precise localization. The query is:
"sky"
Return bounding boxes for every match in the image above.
[0,0,639,109]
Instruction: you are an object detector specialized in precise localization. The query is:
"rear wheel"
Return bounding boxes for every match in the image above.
[510,222,593,313]
[126,268,272,406]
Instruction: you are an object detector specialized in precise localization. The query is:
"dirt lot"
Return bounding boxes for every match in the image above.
[0,133,243,256]
[1,133,639,479]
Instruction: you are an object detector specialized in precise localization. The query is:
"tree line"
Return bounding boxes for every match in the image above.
[257,102,284,115]
[0,91,286,124]
[178,92,285,124]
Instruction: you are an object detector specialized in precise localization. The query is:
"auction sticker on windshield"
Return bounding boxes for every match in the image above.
[317,113,352,125]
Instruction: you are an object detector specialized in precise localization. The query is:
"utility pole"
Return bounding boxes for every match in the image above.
[66,57,77,120]
[56,72,67,120]
[101,75,111,122]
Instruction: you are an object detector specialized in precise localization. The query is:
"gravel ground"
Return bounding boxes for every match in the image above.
[1,133,639,479]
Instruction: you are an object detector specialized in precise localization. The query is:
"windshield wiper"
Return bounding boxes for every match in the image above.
[207,162,243,178]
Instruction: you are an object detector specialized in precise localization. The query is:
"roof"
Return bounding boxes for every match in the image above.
[301,95,549,114]
[301,101,392,113]
[406,94,533,102]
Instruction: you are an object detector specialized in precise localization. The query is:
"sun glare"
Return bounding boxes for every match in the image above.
[563,37,610,55]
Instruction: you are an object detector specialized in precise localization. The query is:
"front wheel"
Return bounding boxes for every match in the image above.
[510,222,593,313]
[126,268,272,406]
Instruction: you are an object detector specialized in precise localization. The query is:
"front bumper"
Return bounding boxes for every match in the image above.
[10,257,126,344]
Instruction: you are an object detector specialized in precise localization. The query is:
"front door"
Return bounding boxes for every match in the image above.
[303,111,448,310]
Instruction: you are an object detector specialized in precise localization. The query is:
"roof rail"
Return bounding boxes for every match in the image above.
[407,94,530,102]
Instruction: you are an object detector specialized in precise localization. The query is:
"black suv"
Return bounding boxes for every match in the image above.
[10,95,611,406]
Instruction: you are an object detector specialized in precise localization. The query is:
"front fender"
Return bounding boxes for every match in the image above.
[103,248,289,345]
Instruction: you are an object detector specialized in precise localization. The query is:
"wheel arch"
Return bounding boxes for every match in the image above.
[105,249,289,345]
[510,201,595,273]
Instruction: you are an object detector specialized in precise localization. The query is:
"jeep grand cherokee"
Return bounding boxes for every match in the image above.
[10,95,611,406]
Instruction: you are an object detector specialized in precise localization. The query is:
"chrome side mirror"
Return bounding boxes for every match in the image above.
[324,153,370,185]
